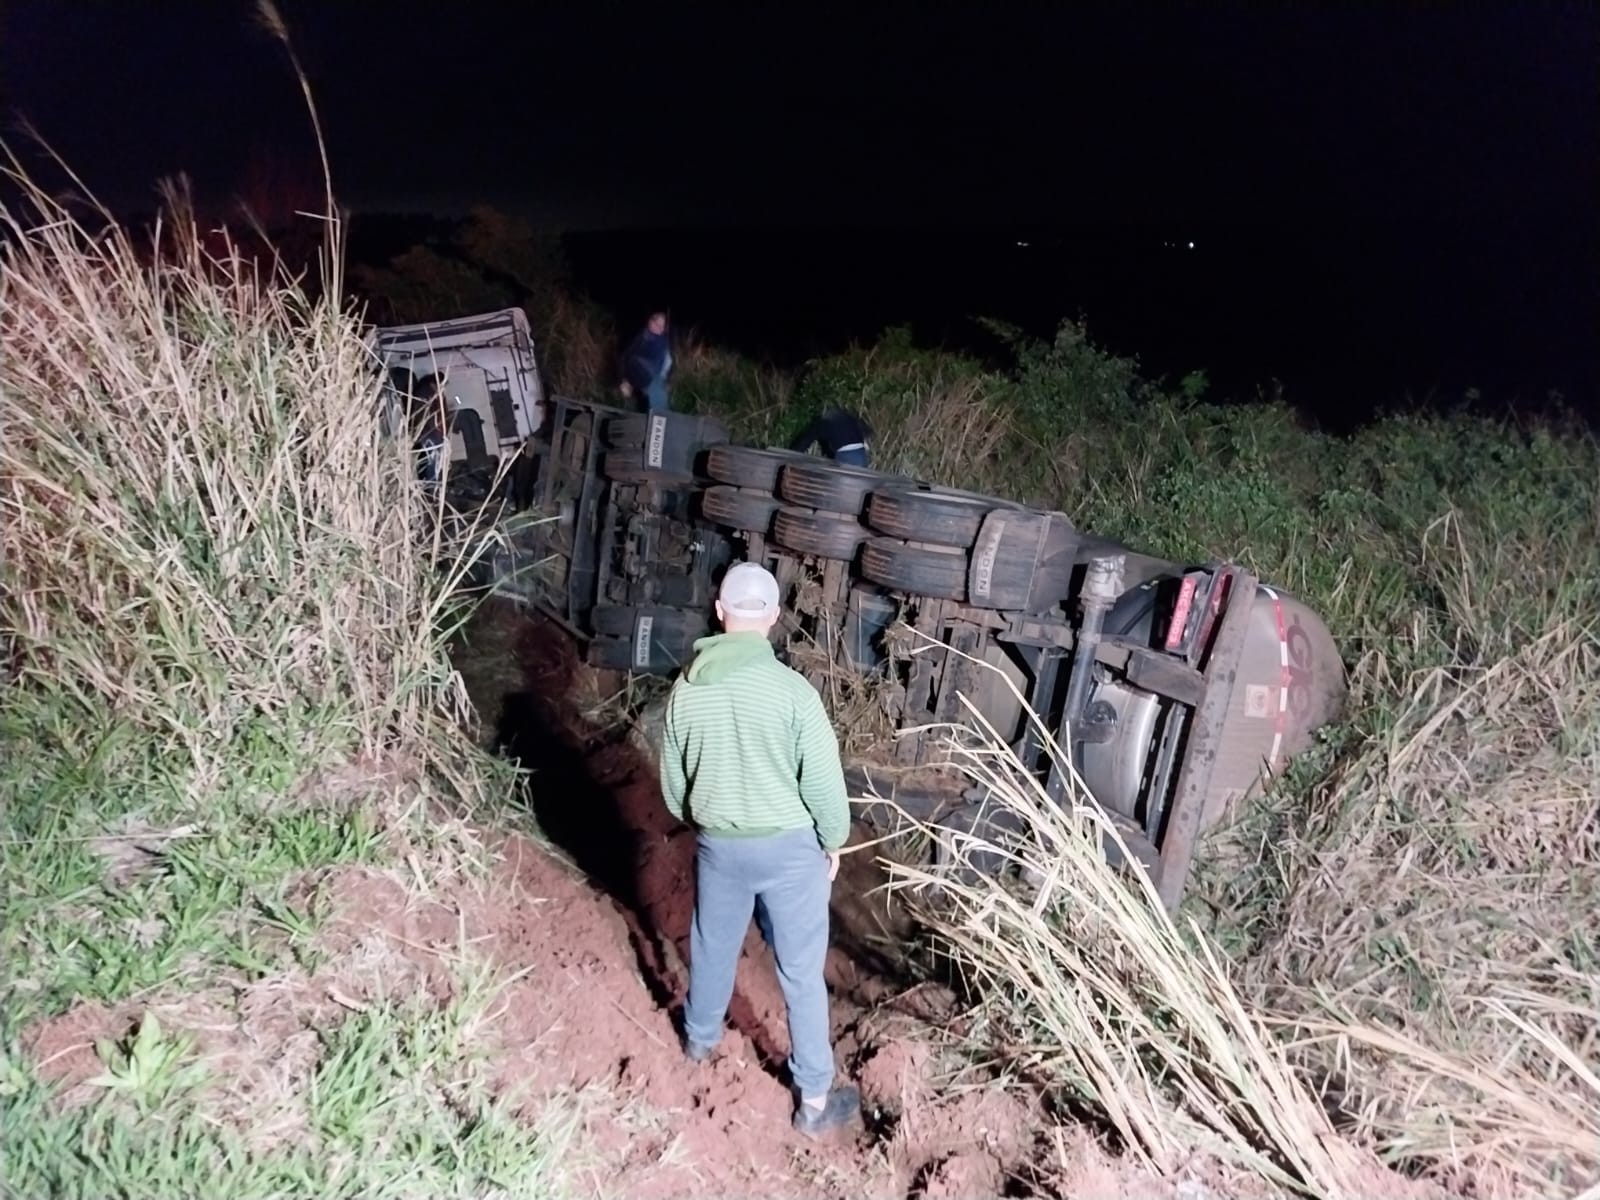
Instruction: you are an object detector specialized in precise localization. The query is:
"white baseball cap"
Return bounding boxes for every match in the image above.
[718,561,780,620]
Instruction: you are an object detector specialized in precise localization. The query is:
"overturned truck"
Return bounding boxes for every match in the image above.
[376,311,1347,908]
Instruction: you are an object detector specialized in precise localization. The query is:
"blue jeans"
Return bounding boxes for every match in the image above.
[645,378,670,412]
[834,445,868,468]
[684,827,834,1099]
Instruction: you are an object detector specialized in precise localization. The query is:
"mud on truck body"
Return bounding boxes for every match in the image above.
[374,312,1348,909]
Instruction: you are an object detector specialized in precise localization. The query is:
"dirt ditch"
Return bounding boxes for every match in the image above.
[466,605,1062,1195]
[483,603,923,1025]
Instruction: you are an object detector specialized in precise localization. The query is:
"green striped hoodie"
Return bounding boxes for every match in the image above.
[658,631,850,850]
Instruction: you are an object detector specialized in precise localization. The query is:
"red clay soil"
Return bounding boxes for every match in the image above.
[476,612,1047,1196]
[24,827,1065,1198]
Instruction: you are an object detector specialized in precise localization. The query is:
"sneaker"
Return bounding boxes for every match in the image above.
[685,1039,716,1064]
[792,1085,861,1139]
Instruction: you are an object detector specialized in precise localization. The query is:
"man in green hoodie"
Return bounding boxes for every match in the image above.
[658,561,861,1139]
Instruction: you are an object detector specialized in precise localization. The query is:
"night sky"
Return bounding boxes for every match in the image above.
[2,2,1595,409]
[3,3,1589,227]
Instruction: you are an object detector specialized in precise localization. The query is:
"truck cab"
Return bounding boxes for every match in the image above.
[371,307,546,499]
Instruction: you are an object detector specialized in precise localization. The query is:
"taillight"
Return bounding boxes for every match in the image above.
[1165,574,1199,651]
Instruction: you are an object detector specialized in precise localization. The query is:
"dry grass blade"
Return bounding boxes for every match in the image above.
[1292,1000,1599,1186]
[871,372,1013,486]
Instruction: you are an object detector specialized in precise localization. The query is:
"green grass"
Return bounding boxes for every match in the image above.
[1,979,590,1200]
[0,697,387,1025]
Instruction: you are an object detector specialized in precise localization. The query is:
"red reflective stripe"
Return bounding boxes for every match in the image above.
[1261,585,1290,772]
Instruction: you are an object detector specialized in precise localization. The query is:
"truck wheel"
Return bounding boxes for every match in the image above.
[586,636,635,672]
[699,484,781,534]
[604,411,730,452]
[589,604,709,643]
[585,635,696,675]
[603,414,642,448]
[966,509,1079,612]
[935,802,1028,883]
[864,488,1008,549]
[599,451,695,486]
[704,446,811,493]
[776,460,902,518]
[771,507,869,561]
[860,537,969,601]
[652,572,709,608]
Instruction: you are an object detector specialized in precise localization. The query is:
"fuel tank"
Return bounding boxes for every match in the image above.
[1200,583,1346,828]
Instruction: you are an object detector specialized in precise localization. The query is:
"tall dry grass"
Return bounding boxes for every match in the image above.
[543,290,614,396]
[670,335,798,439]
[1223,512,1600,1195]
[0,168,493,804]
[881,695,1389,1199]
[856,371,1014,488]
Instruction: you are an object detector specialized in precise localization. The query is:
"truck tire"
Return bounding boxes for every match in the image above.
[704,446,811,493]
[652,572,708,608]
[603,411,730,453]
[585,634,697,675]
[776,460,902,517]
[699,484,781,534]
[585,636,635,671]
[590,604,709,643]
[603,414,652,448]
[599,449,699,487]
[935,802,1029,883]
[860,537,969,601]
[864,488,1007,549]
[966,509,1079,612]
[771,507,869,561]
[599,412,727,480]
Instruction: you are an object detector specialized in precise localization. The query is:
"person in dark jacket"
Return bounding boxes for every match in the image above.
[789,409,874,468]
[620,311,673,412]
